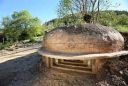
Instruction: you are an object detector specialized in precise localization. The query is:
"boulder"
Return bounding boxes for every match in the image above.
[42,23,124,54]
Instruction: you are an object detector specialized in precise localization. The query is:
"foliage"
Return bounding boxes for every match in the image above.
[57,0,112,23]
[99,11,118,26]
[98,11,128,32]
[0,10,45,49]
[114,25,128,32]
[117,14,128,25]
[45,10,128,32]
[115,10,128,16]
[58,0,72,18]
[1,10,43,42]
[0,41,13,50]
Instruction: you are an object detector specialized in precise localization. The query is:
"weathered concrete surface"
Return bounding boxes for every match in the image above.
[43,23,124,54]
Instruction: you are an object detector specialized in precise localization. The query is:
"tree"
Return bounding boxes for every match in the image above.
[98,11,117,26]
[57,0,76,25]
[2,10,43,42]
[57,0,115,23]
[117,14,128,25]
[2,17,11,29]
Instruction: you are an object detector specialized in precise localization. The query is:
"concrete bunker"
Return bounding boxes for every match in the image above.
[38,23,126,74]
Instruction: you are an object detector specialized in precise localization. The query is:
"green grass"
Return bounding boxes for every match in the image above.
[114,25,128,32]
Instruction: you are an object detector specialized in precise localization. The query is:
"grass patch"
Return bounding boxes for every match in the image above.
[114,25,128,32]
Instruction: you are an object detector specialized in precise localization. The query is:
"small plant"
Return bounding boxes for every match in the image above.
[0,43,5,50]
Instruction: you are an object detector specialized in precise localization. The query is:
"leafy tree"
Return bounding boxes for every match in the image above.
[99,11,118,26]
[2,17,11,29]
[117,14,128,25]
[2,10,43,42]
[57,0,116,23]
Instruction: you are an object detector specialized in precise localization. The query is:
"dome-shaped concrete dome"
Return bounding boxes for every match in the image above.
[42,23,124,54]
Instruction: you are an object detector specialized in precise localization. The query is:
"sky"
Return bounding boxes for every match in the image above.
[0,0,128,23]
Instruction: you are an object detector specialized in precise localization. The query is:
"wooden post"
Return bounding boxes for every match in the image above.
[92,59,97,73]
[95,59,101,73]
[88,60,92,67]
[55,59,59,65]
[93,58,108,74]
[45,56,50,68]
[49,58,53,68]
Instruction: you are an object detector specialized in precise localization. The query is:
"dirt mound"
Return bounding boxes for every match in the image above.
[96,55,128,86]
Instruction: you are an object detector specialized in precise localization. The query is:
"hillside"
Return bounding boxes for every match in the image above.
[44,10,128,32]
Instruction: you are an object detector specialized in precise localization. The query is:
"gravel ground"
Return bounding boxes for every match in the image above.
[0,51,96,86]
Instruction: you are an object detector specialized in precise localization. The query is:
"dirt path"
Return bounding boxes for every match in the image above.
[0,49,38,63]
[0,47,96,86]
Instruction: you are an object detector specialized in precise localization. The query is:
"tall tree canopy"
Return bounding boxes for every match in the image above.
[2,10,43,42]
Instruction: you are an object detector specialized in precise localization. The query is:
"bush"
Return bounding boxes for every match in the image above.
[0,41,12,50]
[0,43,5,50]
[114,25,128,32]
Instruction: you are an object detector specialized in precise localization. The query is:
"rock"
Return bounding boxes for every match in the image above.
[43,23,124,54]
[96,81,111,86]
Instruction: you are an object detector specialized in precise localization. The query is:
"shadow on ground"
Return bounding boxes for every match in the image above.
[0,52,41,86]
[0,52,96,86]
